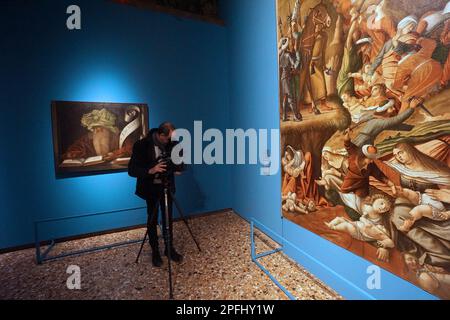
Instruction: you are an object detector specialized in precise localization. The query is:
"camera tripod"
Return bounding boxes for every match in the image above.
[135,181,201,300]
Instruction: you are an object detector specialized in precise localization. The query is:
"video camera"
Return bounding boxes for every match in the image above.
[158,151,175,173]
[156,150,184,182]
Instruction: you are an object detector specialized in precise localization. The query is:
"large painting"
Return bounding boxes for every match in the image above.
[278,0,450,299]
[112,0,220,22]
[51,101,148,177]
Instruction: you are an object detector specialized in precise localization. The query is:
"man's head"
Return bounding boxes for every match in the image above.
[341,92,350,103]
[156,122,175,145]
[355,37,372,58]
[371,83,386,98]
[290,19,300,34]
[285,150,292,161]
[397,15,418,35]
[341,91,354,104]
[279,37,290,52]
[362,144,378,165]
[81,108,119,134]
[81,108,119,156]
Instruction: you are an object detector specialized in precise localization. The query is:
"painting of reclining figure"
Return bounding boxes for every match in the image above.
[277,0,450,299]
[51,101,148,177]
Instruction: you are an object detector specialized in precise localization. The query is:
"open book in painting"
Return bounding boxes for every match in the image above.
[111,157,131,166]
[60,156,105,167]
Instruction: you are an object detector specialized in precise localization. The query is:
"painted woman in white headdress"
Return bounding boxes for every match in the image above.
[386,142,450,277]
[282,145,327,205]
[282,145,306,196]
[387,142,450,191]
[316,146,349,191]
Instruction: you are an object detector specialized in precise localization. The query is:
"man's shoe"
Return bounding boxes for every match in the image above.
[152,249,163,267]
[164,247,183,263]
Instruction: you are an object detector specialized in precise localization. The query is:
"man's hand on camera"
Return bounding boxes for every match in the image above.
[148,162,167,175]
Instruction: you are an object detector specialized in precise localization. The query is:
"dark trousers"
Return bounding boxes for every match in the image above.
[146,185,174,250]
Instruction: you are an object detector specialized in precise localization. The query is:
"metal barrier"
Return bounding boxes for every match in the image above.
[34,206,147,264]
[250,219,296,300]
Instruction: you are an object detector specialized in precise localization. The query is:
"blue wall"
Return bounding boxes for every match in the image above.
[222,0,437,300]
[221,0,283,237]
[0,0,231,248]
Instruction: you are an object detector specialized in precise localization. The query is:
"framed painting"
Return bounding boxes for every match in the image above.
[277,0,450,299]
[51,101,149,177]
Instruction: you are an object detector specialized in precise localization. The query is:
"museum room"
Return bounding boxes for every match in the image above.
[1,0,450,305]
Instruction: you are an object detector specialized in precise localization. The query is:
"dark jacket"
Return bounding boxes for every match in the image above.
[128,129,179,199]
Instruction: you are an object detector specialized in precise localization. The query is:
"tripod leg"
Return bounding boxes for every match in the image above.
[171,192,202,252]
[135,231,148,264]
[163,187,174,300]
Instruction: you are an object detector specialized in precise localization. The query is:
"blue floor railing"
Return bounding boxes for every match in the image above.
[34,206,147,264]
[250,219,296,300]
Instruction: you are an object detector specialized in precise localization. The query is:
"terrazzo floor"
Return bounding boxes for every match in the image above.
[0,211,342,300]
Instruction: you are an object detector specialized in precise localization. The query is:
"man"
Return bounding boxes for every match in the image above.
[351,97,423,148]
[416,2,450,88]
[368,15,419,93]
[336,8,372,97]
[63,108,136,162]
[337,129,396,262]
[64,108,118,160]
[341,129,396,199]
[128,122,184,267]
[350,83,397,122]
[361,1,396,62]
[416,1,450,37]
[302,13,329,112]
[279,37,301,121]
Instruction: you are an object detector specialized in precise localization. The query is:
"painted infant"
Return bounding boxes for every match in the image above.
[326,194,394,249]
[395,186,450,232]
